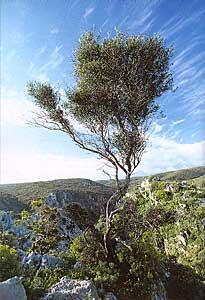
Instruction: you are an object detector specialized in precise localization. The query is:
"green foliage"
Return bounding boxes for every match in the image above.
[23,267,65,300]
[64,203,97,230]
[30,204,64,254]
[1,174,204,299]
[0,244,20,281]
[0,192,27,213]
[0,232,17,248]
[70,32,172,125]
[62,204,167,299]
[161,166,205,181]
[60,180,205,299]
[130,180,205,279]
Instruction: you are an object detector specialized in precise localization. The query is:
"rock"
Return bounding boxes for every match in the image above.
[104,292,118,300]
[0,210,33,251]
[164,183,174,193]
[22,252,64,269]
[44,276,99,300]
[0,211,13,231]
[0,276,27,300]
[153,293,167,300]
[57,209,82,239]
[45,190,107,215]
[73,261,84,270]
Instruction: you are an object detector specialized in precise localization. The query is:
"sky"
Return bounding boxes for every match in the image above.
[1,0,205,184]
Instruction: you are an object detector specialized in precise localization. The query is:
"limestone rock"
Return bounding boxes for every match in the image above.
[104,292,118,300]
[22,253,64,269]
[0,211,13,231]
[44,276,99,300]
[45,190,106,215]
[0,277,27,300]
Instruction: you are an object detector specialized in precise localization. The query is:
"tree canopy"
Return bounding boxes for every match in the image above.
[28,32,173,184]
[28,31,173,261]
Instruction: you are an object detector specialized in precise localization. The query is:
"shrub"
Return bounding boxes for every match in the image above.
[63,210,167,300]
[0,244,20,281]
[23,267,64,300]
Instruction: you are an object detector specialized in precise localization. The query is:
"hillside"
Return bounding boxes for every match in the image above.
[0,166,204,212]
[151,166,205,181]
[0,178,114,213]
[0,193,27,213]
[99,166,205,186]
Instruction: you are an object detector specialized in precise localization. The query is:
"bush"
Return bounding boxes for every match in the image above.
[23,267,65,300]
[62,211,167,300]
[0,244,20,281]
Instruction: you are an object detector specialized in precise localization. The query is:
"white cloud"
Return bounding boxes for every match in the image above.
[84,7,94,19]
[152,122,163,134]
[1,132,204,184]
[36,72,50,82]
[159,9,204,39]
[136,136,205,176]
[172,119,185,125]
[1,151,104,184]
[36,45,46,56]
[1,90,37,127]
[50,28,59,34]
[28,46,64,82]
[129,10,153,29]
[40,46,64,71]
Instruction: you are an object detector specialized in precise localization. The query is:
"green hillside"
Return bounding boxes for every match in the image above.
[153,166,205,181]
[99,166,205,186]
[0,166,204,212]
[0,178,114,213]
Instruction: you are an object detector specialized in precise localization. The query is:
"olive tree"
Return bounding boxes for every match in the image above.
[28,32,173,261]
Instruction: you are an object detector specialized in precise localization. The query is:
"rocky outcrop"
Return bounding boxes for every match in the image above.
[56,209,82,239]
[0,206,82,254]
[45,190,108,215]
[0,211,13,231]
[0,277,27,300]
[44,276,99,300]
[22,253,64,270]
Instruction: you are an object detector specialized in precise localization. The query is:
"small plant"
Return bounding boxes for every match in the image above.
[0,244,20,281]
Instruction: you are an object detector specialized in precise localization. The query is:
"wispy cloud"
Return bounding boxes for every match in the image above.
[1,89,37,127]
[36,45,47,56]
[172,119,185,126]
[83,6,95,19]
[50,27,59,34]
[159,9,204,39]
[129,9,153,29]
[40,45,64,71]
[29,46,64,82]
[36,73,50,82]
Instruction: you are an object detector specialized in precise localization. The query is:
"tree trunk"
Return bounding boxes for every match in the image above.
[103,174,131,264]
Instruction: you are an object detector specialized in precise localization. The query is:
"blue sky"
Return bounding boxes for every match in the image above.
[1,0,205,183]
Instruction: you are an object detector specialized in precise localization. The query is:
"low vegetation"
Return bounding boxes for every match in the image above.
[0,244,20,281]
[0,177,204,299]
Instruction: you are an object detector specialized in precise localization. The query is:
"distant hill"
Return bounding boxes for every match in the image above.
[0,178,114,213]
[149,166,205,181]
[0,166,204,213]
[99,166,205,186]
